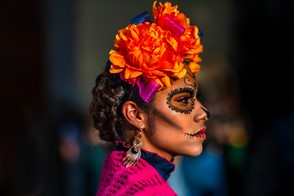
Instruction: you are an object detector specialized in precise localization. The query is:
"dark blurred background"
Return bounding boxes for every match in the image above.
[1,0,293,196]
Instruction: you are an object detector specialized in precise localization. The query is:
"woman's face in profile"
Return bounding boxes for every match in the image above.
[142,72,209,160]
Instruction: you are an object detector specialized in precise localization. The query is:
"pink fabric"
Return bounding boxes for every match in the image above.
[120,72,161,103]
[136,77,161,103]
[96,150,178,196]
[163,16,185,40]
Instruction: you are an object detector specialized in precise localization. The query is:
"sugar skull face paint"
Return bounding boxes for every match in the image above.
[166,87,196,114]
[166,74,199,114]
[141,72,209,160]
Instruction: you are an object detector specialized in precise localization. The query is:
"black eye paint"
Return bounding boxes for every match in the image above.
[184,74,200,101]
[166,87,195,114]
[184,77,195,88]
[184,75,199,97]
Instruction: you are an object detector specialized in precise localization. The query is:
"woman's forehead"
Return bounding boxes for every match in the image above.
[157,73,198,96]
[174,73,198,88]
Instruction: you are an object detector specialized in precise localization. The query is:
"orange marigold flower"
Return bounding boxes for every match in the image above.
[153,1,203,72]
[109,22,187,88]
[109,1,203,93]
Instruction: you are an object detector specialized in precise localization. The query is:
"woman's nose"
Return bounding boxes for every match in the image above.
[201,106,210,119]
[195,104,210,121]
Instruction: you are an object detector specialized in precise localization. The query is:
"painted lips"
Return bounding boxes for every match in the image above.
[194,127,206,140]
[185,127,206,140]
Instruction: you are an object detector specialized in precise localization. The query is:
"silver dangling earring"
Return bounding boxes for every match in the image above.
[124,127,143,167]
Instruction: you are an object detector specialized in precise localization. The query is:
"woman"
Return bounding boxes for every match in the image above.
[89,1,209,195]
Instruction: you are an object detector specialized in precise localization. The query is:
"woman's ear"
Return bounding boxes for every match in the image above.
[121,101,146,129]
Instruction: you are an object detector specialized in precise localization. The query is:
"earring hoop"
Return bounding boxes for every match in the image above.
[123,128,143,167]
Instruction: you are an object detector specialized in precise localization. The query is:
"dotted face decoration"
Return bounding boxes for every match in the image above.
[166,87,196,114]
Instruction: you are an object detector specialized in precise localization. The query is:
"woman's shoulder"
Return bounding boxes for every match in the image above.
[97,150,177,195]
[101,150,163,180]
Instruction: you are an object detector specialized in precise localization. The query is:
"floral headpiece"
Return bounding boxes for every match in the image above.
[108,1,203,103]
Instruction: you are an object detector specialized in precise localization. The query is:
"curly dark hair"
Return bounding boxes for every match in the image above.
[89,65,154,144]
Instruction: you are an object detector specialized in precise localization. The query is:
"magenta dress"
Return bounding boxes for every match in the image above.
[96,141,177,195]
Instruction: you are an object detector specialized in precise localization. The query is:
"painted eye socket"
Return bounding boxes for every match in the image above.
[166,87,195,114]
[175,94,191,104]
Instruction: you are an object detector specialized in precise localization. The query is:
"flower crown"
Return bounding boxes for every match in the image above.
[108,1,203,103]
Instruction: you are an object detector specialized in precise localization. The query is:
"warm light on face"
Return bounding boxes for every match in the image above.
[141,72,207,160]
[166,87,196,114]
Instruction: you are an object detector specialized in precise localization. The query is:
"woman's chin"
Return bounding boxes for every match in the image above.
[189,145,203,157]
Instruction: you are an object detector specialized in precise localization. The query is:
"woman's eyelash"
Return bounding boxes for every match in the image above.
[166,87,196,114]
[177,96,191,103]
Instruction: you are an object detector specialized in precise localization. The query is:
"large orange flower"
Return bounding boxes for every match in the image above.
[152,1,203,73]
[109,22,186,87]
[108,1,203,99]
